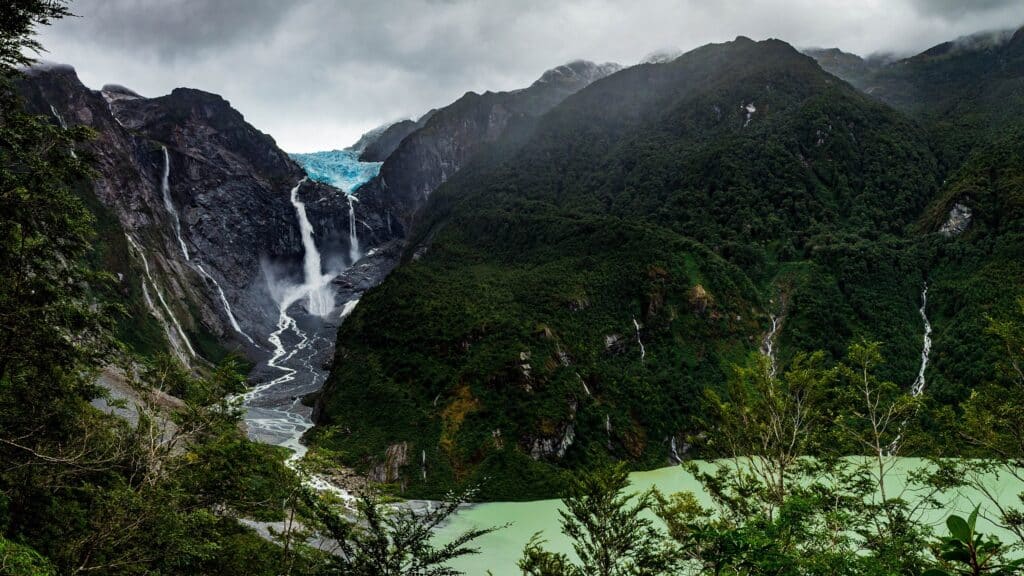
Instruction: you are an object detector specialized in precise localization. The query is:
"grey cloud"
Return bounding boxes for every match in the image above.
[909,0,1021,19]
[59,0,297,59]
[36,0,1024,151]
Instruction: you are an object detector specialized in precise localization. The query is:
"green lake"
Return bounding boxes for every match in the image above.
[434,458,1024,575]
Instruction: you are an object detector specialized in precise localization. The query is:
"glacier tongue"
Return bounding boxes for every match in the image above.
[290,149,381,194]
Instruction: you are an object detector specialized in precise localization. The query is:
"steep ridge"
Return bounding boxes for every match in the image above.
[17,64,231,360]
[312,37,942,499]
[353,114,432,162]
[19,67,397,359]
[356,60,621,232]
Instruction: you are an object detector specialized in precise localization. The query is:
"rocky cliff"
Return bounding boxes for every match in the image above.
[17,65,391,361]
[356,60,621,231]
[352,115,431,163]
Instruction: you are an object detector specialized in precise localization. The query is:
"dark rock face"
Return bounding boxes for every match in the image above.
[17,65,391,356]
[353,118,424,162]
[356,60,621,230]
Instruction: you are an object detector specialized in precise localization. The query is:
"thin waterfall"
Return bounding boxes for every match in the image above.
[194,263,258,346]
[886,282,934,455]
[161,147,190,260]
[347,194,361,264]
[632,317,646,362]
[911,284,932,397]
[289,178,334,316]
[50,105,77,158]
[125,234,196,361]
[761,314,780,378]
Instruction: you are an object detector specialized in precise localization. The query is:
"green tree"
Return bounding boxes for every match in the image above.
[955,297,1024,545]
[308,486,500,576]
[519,464,671,576]
[924,507,1024,576]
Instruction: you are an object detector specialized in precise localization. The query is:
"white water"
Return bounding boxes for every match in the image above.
[289,178,335,317]
[743,102,757,127]
[238,178,367,502]
[632,317,646,362]
[669,436,682,464]
[49,105,77,158]
[761,314,780,378]
[240,287,358,502]
[347,195,361,264]
[124,234,196,361]
[886,283,934,455]
[911,284,932,397]
[194,263,258,347]
[160,147,190,261]
[339,298,360,320]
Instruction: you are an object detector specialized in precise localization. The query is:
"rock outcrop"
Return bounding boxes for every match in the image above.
[18,65,396,356]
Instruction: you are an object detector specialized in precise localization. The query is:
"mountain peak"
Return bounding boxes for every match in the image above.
[641,48,684,64]
[100,84,143,103]
[1011,25,1024,51]
[21,60,77,78]
[533,60,622,87]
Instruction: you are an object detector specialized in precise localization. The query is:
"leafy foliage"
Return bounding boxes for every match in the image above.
[924,507,1024,576]
[308,487,501,576]
[519,465,671,576]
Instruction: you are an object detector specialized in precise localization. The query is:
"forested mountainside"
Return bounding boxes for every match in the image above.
[808,26,1024,407]
[6,0,1024,571]
[312,32,1024,499]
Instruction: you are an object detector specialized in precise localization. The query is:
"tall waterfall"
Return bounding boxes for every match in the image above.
[288,178,334,317]
[161,147,190,261]
[347,195,361,264]
[911,284,932,397]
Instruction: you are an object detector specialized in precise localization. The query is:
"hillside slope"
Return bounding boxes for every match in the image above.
[312,37,943,499]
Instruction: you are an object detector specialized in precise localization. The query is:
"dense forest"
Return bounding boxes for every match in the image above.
[3,2,1024,575]
[313,30,1024,500]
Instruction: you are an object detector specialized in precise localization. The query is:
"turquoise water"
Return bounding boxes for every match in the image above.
[435,459,1024,575]
[290,149,381,193]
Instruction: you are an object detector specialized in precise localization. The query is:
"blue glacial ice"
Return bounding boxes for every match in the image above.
[290,149,381,194]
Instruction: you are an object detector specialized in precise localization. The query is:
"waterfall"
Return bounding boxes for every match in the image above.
[194,263,257,346]
[911,284,932,397]
[347,194,361,264]
[289,178,334,317]
[339,298,360,321]
[886,282,934,455]
[49,105,67,129]
[761,314,780,378]
[743,102,757,127]
[421,450,427,481]
[670,436,682,464]
[125,234,196,361]
[161,147,190,261]
[632,317,646,362]
[49,105,77,158]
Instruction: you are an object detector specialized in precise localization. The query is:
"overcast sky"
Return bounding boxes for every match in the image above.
[34,0,1024,152]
